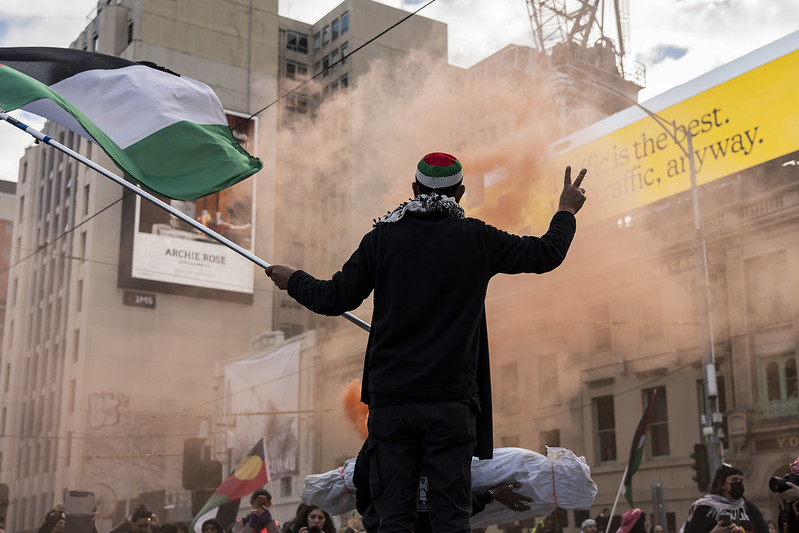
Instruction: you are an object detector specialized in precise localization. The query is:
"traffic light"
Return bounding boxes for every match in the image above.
[691,443,711,492]
[183,438,223,490]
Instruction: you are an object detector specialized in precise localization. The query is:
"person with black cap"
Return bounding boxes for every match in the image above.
[266,153,586,532]
[682,464,768,533]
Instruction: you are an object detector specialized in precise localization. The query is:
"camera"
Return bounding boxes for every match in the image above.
[769,473,799,493]
[309,527,321,533]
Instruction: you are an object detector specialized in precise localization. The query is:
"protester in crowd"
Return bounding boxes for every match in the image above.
[581,518,598,533]
[596,508,611,533]
[651,524,665,533]
[108,505,160,533]
[284,505,336,533]
[231,489,278,533]
[617,509,648,533]
[266,154,586,533]
[281,504,311,533]
[765,519,777,533]
[341,513,363,533]
[776,481,799,530]
[683,463,768,533]
[202,519,224,533]
[37,506,67,533]
[176,523,191,533]
[160,524,179,533]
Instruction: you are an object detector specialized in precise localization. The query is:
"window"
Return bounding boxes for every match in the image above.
[286,31,308,53]
[539,429,560,452]
[69,379,76,413]
[593,395,616,463]
[760,352,798,401]
[340,73,349,89]
[285,60,308,80]
[286,94,308,114]
[332,19,339,41]
[341,12,349,34]
[330,49,339,70]
[313,32,321,52]
[322,25,330,45]
[341,42,349,63]
[643,386,669,458]
[745,251,791,329]
[591,302,612,352]
[313,61,321,76]
[280,477,292,497]
[127,22,133,44]
[500,362,519,413]
[92,35,99,51]
[638,290,663,342]
[322,55,330,75]
[279,323,303,339]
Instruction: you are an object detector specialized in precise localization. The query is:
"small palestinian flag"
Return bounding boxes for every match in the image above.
[192,438,270,532]
[0,47,261,200]
[623,389,657,506]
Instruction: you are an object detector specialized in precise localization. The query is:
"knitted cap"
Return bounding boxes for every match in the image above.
[415,152,463,189]
[581,519,597,530]
[618,509,643,533]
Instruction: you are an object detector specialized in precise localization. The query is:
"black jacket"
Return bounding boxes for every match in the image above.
[288,209,576,458]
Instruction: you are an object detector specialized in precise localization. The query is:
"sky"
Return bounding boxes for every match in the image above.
[0,0,797,182]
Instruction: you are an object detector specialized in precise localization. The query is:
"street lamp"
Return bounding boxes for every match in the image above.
[583,79,724,473]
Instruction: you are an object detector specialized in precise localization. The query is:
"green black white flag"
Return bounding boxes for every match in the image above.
[0,47,262,200]
[623,389,657,506]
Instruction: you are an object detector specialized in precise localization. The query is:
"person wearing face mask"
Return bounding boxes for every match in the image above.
[683,464,768,533]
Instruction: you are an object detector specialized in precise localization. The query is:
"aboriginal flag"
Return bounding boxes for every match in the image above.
[191,438,270,533]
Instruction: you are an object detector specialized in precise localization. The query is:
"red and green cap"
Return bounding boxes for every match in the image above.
[415,152,463,189]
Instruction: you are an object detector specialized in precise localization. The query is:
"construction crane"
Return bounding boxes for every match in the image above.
[525,0,636,81]
[524,0,644,132]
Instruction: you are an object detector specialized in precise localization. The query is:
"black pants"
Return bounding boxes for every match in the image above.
[363,400,476,533]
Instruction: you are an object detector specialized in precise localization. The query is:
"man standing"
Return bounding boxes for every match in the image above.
[266,153,586,532]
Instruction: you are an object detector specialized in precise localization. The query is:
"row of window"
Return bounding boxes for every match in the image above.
[284,73,350,115]
[314,12,349,52]
[285,42,348,81]
[285,12,349,56]
[315,43,349,77]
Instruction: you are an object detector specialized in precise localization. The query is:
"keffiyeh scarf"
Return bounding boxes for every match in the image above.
[374,193,465,227]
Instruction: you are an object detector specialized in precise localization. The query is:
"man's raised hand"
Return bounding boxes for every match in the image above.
[558,166,587,215]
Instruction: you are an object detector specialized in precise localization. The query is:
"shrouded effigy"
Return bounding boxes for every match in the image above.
[302,446,597,526]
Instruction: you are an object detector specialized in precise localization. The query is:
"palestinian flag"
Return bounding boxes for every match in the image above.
[0,47,262,200]
[623,389,656,506]
[191,438,270,533]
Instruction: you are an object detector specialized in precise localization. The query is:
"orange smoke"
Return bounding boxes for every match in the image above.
[340,378,368,439]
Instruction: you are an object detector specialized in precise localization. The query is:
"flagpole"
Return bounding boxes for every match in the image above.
[605,464,628,533]
[0,111,371,332]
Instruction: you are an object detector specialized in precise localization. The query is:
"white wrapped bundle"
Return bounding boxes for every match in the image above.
[301,446,597,525]
[301,457,358,516]
[469,447,597,527]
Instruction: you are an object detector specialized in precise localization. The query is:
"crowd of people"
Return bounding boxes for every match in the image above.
[25,459,799,533]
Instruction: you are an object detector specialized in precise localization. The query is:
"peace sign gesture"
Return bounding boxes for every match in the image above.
[558,166,587,215]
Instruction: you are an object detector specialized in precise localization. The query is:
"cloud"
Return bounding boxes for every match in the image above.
[645,44,689,65]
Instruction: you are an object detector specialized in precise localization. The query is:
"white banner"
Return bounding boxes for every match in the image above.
[225,341,301,477]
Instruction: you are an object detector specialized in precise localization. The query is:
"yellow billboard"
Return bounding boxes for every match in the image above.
[542,32,799,226]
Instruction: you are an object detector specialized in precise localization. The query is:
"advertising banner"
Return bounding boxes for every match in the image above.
[119,112,257,300]
[546,34,799,226]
